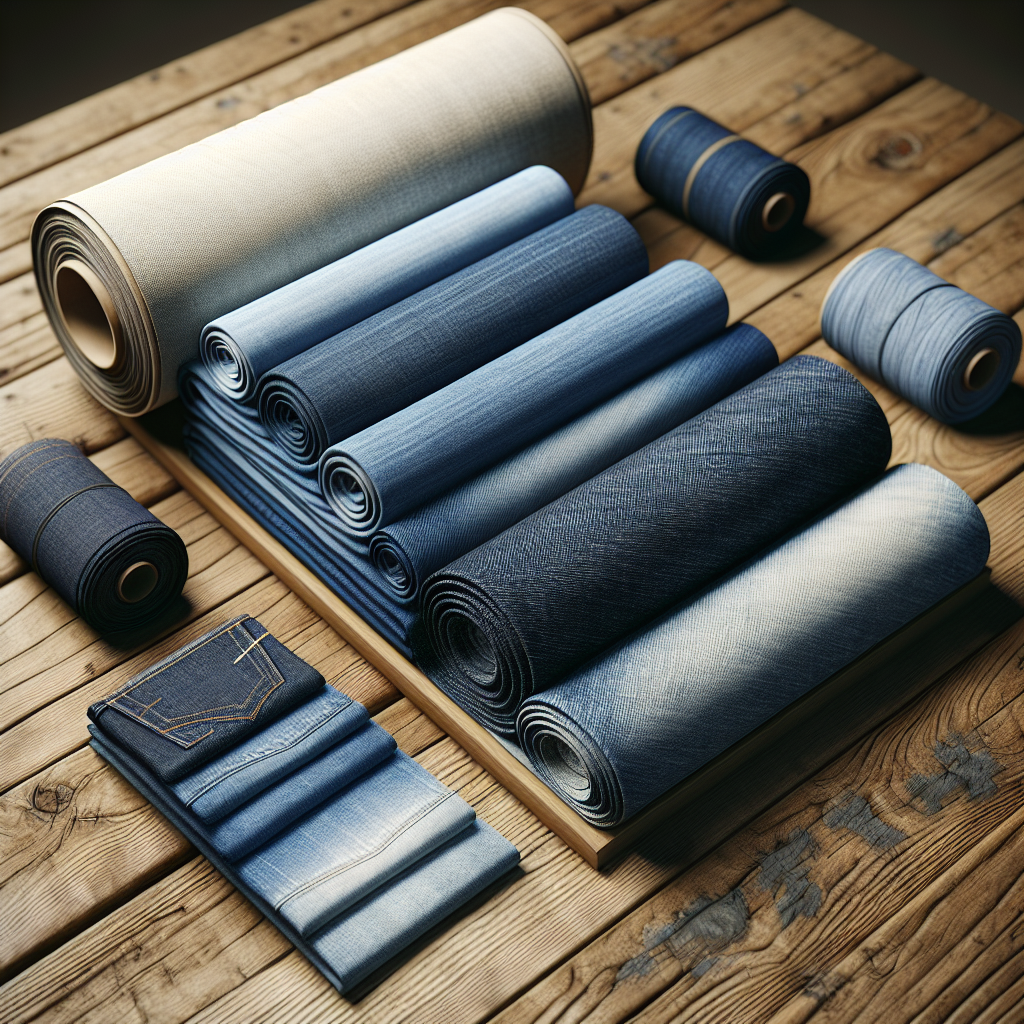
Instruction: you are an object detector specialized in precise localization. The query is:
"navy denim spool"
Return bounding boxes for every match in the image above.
[821,248,1022,423]
[369,323,778,601]
[0,438,187,632]
[416,356,892,735]
[320,260,728,537]
[256,205,648,467]
[635,107,811,259]
[200,167,575,403]
[518,464,991,826]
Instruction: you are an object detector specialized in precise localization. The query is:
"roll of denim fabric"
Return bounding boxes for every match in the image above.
[821,248,1022,423]
[635,107,811,259]
[33,9,592,416]
[321,259,726,537]
[416,356,892,735]
[0,438,187,633]
[257,205,648,468]
[200,167,575,403]
[369,324,778,600]
[518,463,990,826]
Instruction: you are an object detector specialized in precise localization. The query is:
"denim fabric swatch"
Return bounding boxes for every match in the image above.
[635,107,810,258]
[236,751,477,935]
[199,167,575,402]
[416,356,892,734]
[320,260,727,537]
[518,464,991,825]
[821,248,1022,423]
[0,438,187,632]
[256,205,648,467]
[89,614,325,781]
[173,686,378,823]
[369,324,778,600]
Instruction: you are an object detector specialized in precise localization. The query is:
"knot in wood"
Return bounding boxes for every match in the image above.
[33,781,74,815]
[873,132,923,169]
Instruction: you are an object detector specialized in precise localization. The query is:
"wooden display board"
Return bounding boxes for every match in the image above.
[122,411,1020,868]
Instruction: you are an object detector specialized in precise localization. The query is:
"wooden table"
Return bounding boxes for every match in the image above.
[1,2,1022,1021]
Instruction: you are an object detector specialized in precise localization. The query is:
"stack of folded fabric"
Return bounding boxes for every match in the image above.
[87,615,519,992]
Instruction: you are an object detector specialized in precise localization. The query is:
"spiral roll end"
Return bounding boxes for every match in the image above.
[201,326,255,401]
[257,379,327,467]
[320,451,383,537]
[368,533,418,600]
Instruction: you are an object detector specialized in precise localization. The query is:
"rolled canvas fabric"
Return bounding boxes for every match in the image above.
[200,167,576,403]
[518,464,990,826]
[32,8,593,415]
[321,260,726,537]
[416,356,892,735]
[259,205,648,468]
[369,324,778,600]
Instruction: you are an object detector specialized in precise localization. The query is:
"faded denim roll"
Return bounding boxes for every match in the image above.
[369,324,778,601]
[0,438,187,633]
[200,167,575,403]
[518,464,991,826]
[417,356,892,735]
[321,260,727,537]
[257,205,648,468]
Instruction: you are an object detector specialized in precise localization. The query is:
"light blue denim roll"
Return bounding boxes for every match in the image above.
[257,205,648,468]
[821,248,1022,423]
[321,260,728,537]
[236,751,477,935]
[199,167,575,403]
[518,463,990,826]
[369,324,778,600]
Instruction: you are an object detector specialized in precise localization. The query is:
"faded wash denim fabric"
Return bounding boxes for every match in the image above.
[200,167,575,402]
[518,464,991,825]
[236,750,477,935]
[89,615,325,781]
[256,205,648,467]
[171,687,382,823]
[369,324,777,600]
[0,438,187,632]
[320,260,728,537]
[416,356,893,735]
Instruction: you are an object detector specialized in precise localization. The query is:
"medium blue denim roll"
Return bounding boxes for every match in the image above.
[0,438,187,633]
[518,463,990,826]
[821,248,1022,423]
[321,260,728,537]
[635,107,811,259]
[257,205,648,467]
[369,324,778,599]
[416,356,892,735]
[200,167,575,403]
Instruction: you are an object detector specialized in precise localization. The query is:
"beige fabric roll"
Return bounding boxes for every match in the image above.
[32,9,592,415]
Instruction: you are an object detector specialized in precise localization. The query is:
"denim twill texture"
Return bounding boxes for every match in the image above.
[518,464,991,825]
[416,356,893,735]
[0,438,187,633]
[199,167,575,402]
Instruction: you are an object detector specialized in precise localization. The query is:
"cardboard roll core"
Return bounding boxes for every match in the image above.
[761,192,796,232]
[117,561,159,603]
[964,348,1001,391]
[55,260,123,370]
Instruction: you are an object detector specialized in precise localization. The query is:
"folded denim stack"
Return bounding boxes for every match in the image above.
[88,615,519,992]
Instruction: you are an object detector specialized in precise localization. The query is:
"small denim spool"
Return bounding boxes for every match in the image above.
[821,248,1022,424]
[635,106,811,259]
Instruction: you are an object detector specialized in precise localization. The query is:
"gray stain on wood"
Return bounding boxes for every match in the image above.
[823,792,907,849]
[906,732,1001,814]
[757,828,822,927]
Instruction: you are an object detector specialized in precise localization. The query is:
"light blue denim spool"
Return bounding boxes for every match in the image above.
[199,167,575,403]
[821,248,1022,424]
[517,463,991,826]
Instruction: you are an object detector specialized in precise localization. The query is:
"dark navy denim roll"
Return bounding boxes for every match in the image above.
[416,356,892,735]
[320,260,728,537]
[518,464,990,825]
[0,438,187,632]
[200,167,575,403]
[89,614,326,781]
[256,205,648,467]
[635,107,811,259]
[821,247,1023,424]
[370,324,777,601]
